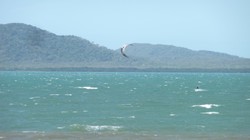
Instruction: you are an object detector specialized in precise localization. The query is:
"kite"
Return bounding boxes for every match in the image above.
[121,44,133,58]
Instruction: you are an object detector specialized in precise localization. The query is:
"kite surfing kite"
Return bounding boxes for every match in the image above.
[121,44,133,58]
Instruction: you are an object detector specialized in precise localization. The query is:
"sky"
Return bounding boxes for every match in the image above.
[1,0,250,58]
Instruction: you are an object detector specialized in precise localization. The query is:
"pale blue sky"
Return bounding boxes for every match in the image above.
[1,0,250,58]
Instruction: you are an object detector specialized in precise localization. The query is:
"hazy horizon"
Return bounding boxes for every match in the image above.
[1,0,250,58]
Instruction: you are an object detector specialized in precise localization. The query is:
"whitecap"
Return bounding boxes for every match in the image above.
[29,96,40,100]
[192,104,220,109]
[194,89,207,92]
[246,98,250,101]
[57,126,65,130]
[22,131,45,134]
[128,116,136,119]
[65,94,72,96]
[49,94,60,96]
[77,86,98,90]
[169,114,176,117]
[201,112,220,115]
[70,124,81,127]
[113,116,135,119]
[85,125,122,131]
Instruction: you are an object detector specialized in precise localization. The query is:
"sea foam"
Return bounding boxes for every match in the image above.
[194,89,207,92]
[192,104,220,109]
[49,94,60,96]
[69,124,122,132]
[85,125,122,131]
[169,114,176,117]
[57,126,65,130]
[29,96,40,100]
[76,86,98,90]
[22,131,45,134]
[201,112,220,115]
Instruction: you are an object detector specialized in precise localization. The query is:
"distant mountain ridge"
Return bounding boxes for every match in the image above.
[1,23,250,71]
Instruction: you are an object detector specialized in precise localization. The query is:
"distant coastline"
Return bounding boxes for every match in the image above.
[1,23,250,71]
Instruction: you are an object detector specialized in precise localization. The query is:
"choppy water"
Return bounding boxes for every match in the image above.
[0,71,250,139]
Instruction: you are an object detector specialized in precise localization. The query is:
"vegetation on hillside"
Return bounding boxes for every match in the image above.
[1,23,250,71]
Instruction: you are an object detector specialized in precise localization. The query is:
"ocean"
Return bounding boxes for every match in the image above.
[0,71,250,139]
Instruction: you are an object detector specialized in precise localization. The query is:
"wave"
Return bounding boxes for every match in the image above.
[49,94,60,96]
[85,125,122,131]
[192,104,220,109]
[22,131,45,134]
[69,124,122,132]
[194,89,207,92]
[57,126,65,130]
[61,110,87,114]
[119,104,133,107]
[113,116,135,119]
[29,96,40,100]
[169,113,176,117]
[128,116,136,119]
[76,86,98,90]
[201,112,220,115]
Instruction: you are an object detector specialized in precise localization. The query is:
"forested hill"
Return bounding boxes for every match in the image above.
[0,23,137,69]
[1,23,250,71]
[121,43,250,69]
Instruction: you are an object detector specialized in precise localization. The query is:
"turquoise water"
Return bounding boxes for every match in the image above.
[0,71,250,139]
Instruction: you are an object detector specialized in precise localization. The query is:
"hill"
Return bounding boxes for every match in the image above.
[0,23,138,69]
[0,23,250,72]
[122,43,250,69]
